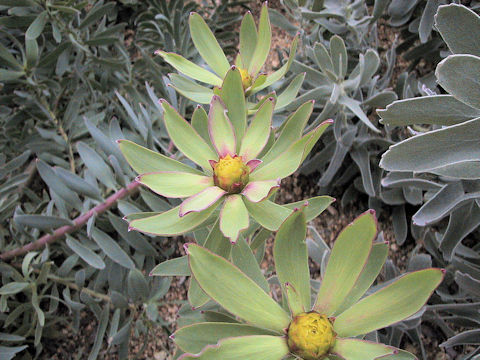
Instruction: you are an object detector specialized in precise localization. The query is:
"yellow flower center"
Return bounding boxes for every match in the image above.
[287,312,335,360]
[213,155,249,193]
[239,67,253,90]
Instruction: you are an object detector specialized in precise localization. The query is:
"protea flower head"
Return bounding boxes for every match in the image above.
[210,154,250,193]
[118,94,331,243]
[173,209,445,360]
[154,2,300,106]
[287,312,336,360]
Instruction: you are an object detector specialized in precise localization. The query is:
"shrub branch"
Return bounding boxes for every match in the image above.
[0,181,141,261]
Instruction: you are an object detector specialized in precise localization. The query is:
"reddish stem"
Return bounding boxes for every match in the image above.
[0,181,141,261]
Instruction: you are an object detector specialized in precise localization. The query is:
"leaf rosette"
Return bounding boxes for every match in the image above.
[174,209,445,359]
[154,2,300,109]
[118,95,331,242]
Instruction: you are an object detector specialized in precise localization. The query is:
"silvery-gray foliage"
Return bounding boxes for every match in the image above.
[269,0,385,51]
[0,0,242,358]
[284,33,400,213]
[384,0,473,67]
[380,4,480,358]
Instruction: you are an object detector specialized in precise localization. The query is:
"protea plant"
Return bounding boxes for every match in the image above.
[118,95,331,242]
[173,208,444,359]
[154,2,300,106]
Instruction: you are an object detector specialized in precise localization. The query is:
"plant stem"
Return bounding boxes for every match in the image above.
[48,274,112,303]
[38,95,76,172]
[0,181,140,261]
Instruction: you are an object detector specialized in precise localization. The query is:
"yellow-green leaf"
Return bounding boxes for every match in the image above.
[334,269,445,337]
[186,243,291,332]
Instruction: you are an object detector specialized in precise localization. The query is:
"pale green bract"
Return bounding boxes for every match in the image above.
[175,209,444,360]
[154,2,300,111]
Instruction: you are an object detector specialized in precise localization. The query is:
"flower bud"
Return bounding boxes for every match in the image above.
[239,67,253,90]
[287,312,335,360]
[212,155,249,193]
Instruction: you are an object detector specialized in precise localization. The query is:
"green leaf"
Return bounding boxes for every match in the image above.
[36,159,82,210]
[239,11,258,69]
[108,214,158,256]
[219,194,249,243]
[285,283,305,316]
[380,117,480,172]
[261,101,313,165]
[0,333,25,342]
[381,350,418,360]
[0,69,24,81]
[192,106,212,146]
[77,141,116,189]
[55,166,102,200]
[14,215,73,230]
[174,323,276,354]
[178,335,289,360]
[431,161,480,180]
[378,95,480,126]
[339,96,380,133]
[179,186,226,217]
[251,121,331,181]
[253,35,299,92]
[26,11,48,40]
[330,35,347,78]
[314,42,334,75]
[248,3,271,76]
[80,2,115,29]
[215,67,247,142]
[332,338,396,360]
[25,38,38,69]
[162,100,218,172]
[274,209,311,310]
[188,220,232,309]
[31,284,44,326]
[88,305,109,360]
[0,282,30,295]
[245,196,334,234]
[189,12,230,78]
[435,4,480,57]
[150,256,190,276]
[241,180,279,203]
[334,268,444,337]
[208,96,236,157]
[66,235,105,270]
[231,237,270,292]
[244,199,291,231]
[436,54,480,109]
[314,210,376,316]
[127,269,149,302]
[360,50,380,86]
[283,196,335,222]
[169,74,214,104]
[137,171,213,198]
[0,346,28,360]
[275,73,305,111]
[335,242,389,315]
[156,50,222,86]
[129,202,218,236]
[239,97,274,161]
[0,42,22,70]
[91,228,135,270]
[118,140,202,175]
[186,243,291,332]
